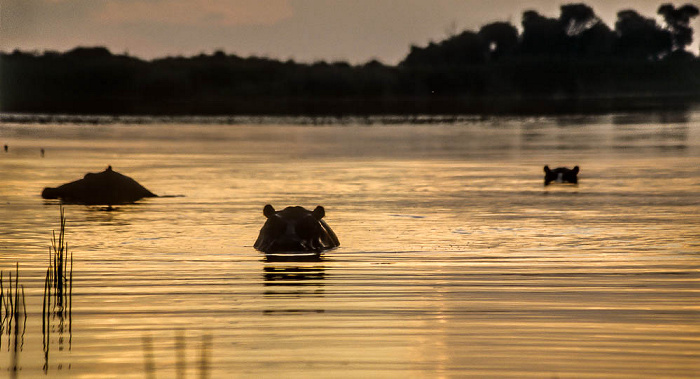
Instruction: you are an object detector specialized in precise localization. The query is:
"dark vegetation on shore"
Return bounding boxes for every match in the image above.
[1,3,699,116]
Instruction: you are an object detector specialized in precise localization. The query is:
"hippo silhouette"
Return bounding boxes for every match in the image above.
[254,205,339,256]
[544,165,579,186]
[42,166,157,205]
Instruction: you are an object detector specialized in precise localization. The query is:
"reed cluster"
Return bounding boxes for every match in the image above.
[45,206,73,309]
[43,205,73,372]
[0,263,27,375]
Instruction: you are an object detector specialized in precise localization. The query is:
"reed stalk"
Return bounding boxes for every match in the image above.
[6,270,14,344]
[0,271,4,343]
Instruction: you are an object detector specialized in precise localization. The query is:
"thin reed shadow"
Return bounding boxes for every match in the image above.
[43,205,73,374]
[199,334,212,379]
[142,334,156,379]
[142,331,212,378]
[176,330,186,379]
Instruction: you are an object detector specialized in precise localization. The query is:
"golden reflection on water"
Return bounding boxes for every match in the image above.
[0,114,699,377]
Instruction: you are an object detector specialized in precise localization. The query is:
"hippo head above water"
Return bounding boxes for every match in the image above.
[42,166,157,205]
[544,165,579,186]
[254,205,340,255]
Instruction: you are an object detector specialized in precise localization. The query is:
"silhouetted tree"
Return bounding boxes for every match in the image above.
[520,10,567,56]
[478,22,519,61]
[614,10,672,60]
[402,31,487,67]
[560,3,597,36]
[658,3,699,51]
[65,46,113,60]
[212,50,227,60]
[560,3,615,57]
[577,22,616,57]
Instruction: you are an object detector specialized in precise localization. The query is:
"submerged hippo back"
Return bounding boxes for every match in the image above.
[41,166,157,205]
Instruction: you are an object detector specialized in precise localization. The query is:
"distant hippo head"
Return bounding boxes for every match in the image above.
[42,165,157,205]
[544,165,579,186]
[254,205,340,254]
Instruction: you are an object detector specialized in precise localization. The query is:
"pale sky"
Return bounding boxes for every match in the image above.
[1,0,698,63]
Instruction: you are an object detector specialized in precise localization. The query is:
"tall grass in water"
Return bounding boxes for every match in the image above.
[0,263,27,376]
[43,205,73,373]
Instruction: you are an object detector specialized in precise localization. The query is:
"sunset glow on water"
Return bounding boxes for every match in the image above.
[1,114,699,377]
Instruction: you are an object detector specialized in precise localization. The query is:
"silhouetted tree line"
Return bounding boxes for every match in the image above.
[1,3,699,115]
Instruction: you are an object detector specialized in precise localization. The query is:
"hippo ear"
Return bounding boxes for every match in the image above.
[312,206,325,220]
[544,165,550,173]
[263,204,276,218]
[572,166,579,174]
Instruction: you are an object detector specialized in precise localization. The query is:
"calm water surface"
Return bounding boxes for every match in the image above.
[0,113,699,378]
